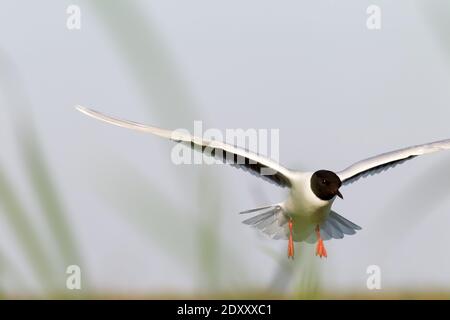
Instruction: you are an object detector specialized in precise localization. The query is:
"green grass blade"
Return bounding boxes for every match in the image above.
[89,0,198,122]
[0,51,83,292]
[16,128,83,272]
[0,167,55,290]
[89,1,233,290]
[91,155,199,270]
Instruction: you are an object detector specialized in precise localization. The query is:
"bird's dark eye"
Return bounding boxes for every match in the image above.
[322,179,327,184]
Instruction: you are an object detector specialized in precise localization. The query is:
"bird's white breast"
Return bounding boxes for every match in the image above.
[285,172,334,223]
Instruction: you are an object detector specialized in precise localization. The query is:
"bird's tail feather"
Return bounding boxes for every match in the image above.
[317,211,362,242]
[241,205,361,243]
[240,205,278,215]
[241,204,289,240]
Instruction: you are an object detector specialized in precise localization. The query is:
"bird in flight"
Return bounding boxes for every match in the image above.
[76,105,450,259]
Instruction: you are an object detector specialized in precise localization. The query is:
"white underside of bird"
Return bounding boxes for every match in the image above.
[76,105,450,259]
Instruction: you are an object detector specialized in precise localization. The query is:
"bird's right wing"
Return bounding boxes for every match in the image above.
[337,138,450,186]
[76,105,295,188]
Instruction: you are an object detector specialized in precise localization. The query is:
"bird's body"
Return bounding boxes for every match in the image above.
[287,172,334,222]
[76,105,450,259]
[284,172,334,244]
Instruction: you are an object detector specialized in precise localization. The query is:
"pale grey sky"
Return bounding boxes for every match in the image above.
[0,0,450,295]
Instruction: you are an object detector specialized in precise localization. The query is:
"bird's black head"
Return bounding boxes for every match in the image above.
[310,170,343,201]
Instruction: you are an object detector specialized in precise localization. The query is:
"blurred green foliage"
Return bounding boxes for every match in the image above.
[0,52,82,294]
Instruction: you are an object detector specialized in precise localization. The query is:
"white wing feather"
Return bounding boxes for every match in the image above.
[338,138,450,185]
[76,105,294,187]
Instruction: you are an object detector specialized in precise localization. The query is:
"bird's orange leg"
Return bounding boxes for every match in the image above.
[287,219,294,259]
[315,225,327,258]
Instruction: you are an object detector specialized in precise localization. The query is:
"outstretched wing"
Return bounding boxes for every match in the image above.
[337,138,450,185]
[76,105,294,188]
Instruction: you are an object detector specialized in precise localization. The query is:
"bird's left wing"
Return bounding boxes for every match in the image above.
[337,138,450,186]
[76,105,294,188]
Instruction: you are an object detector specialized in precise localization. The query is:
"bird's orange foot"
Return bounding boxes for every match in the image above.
[315,238,327,258]
[315,225,327,258]
[287,219,294,259]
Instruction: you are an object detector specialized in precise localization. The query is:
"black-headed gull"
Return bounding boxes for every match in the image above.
[76,105,450,259]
